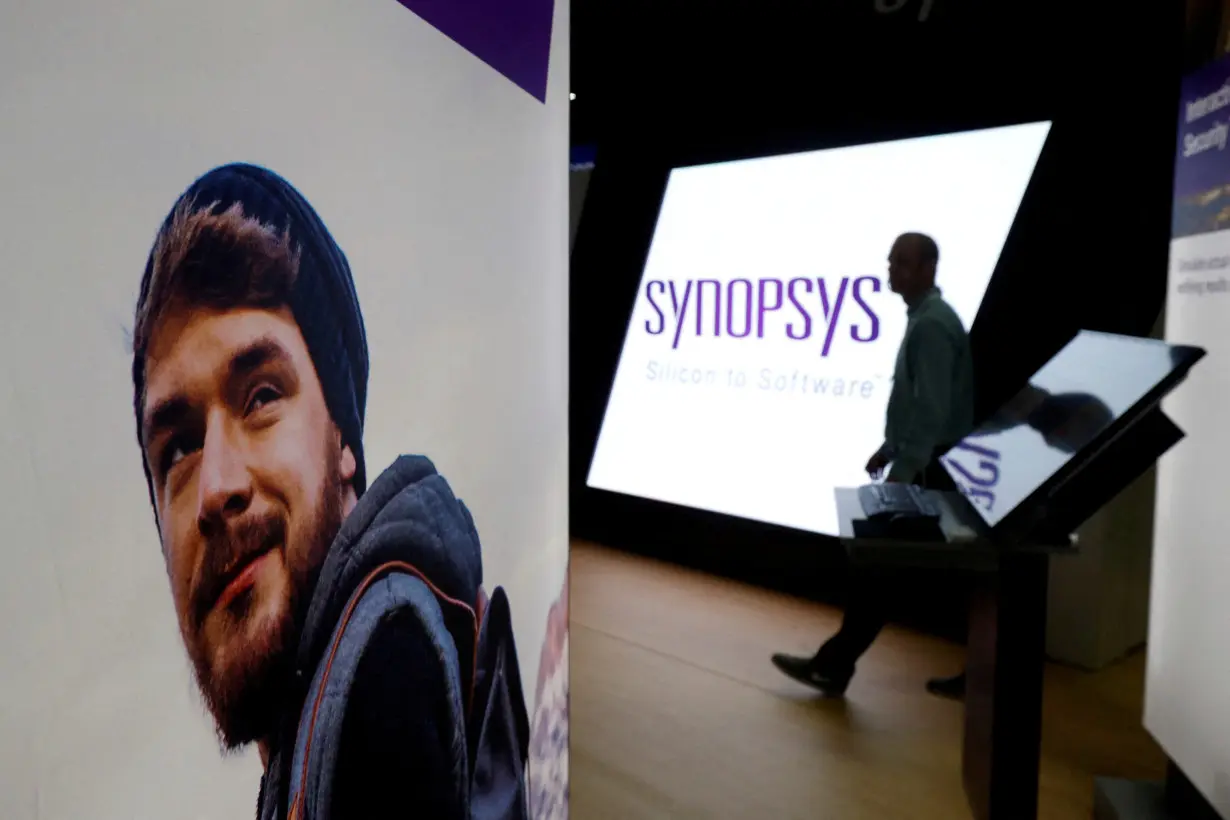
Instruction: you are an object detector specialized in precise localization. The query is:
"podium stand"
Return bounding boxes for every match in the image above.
[827,331,1206,818]
[835,488,1075,820]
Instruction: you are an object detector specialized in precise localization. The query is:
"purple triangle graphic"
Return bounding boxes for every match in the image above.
[395,0,554,103]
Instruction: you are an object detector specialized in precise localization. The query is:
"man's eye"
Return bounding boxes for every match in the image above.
[246,386,281,415]
[161,437,197,477]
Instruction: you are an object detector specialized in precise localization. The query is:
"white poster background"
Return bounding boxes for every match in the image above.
[1148,229,1230,816]
[588,122,1051,535]
[0,1,568,817]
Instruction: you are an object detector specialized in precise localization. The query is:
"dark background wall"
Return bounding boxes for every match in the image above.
[569,166,591,251]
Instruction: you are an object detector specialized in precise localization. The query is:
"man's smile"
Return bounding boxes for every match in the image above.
[214,547,278,613]
[192,516,287,630]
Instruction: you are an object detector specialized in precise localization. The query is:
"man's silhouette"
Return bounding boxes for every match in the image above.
[771,232,974,700]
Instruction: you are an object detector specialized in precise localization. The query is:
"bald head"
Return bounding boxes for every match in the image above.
[899,232,938,267]
[887,232,939,302]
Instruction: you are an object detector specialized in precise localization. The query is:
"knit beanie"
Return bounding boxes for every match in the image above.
[132,163,370,512]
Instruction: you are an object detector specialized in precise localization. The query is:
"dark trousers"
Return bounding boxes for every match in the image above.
[813,566,899,677]
[814,458,959,676]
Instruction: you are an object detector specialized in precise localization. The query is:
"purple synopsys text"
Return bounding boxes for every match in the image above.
[642,275,882,357]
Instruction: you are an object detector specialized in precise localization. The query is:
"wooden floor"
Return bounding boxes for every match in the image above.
[569,541,1167,820]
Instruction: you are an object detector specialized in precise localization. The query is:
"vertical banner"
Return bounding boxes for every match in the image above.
[0,1,568,818]
[1148,51,1230,816]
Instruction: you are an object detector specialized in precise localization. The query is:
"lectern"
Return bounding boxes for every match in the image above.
[835,488,1068,820]
[834,330,1205,820]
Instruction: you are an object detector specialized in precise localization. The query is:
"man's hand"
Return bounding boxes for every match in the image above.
[865,450,890,480]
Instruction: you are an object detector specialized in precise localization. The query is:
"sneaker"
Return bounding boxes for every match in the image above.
[925,671,966,700]
[771,653,851,697]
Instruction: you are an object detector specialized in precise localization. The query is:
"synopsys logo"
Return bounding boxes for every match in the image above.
[643,276,881,356]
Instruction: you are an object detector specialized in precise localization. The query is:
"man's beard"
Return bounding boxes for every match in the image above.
[186,451,346,752]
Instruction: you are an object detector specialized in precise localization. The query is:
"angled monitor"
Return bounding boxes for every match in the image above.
[941,330,1206,538]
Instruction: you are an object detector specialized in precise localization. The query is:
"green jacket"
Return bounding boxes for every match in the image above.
[881,288,974,483]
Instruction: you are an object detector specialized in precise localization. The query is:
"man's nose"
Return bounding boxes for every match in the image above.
[196,421,253,539]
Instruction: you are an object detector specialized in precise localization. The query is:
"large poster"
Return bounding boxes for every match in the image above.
[0,2,568,818]
[1149,52,1230,815]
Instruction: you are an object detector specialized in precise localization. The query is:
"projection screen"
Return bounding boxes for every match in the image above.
[587,121,1052,536]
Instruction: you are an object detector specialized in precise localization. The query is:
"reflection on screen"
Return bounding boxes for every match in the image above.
[943,331,1185,527]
